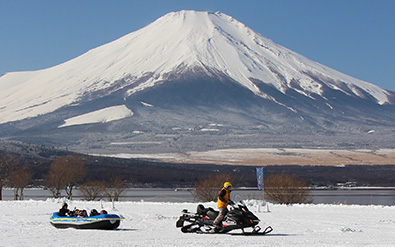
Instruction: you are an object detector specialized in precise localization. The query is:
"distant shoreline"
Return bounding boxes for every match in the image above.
[2,187,394,206]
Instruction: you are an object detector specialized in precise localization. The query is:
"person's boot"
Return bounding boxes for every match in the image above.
[214,223,222,232]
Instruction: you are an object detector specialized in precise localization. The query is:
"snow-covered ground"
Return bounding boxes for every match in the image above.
[1,199,394,246]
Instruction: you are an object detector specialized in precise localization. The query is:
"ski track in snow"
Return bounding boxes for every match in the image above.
[1,199,394,246]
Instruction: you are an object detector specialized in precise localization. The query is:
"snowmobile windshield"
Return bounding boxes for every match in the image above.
[233,194,246,206]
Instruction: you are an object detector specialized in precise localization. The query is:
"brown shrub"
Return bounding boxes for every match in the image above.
[193,173,234,202]
[264,174,313,204]
[102,177,128,201]
[9,165,31,200]
[45,155,85,199]
[79,181,106,201]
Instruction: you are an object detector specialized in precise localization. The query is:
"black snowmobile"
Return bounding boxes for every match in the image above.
[176,199,272,235]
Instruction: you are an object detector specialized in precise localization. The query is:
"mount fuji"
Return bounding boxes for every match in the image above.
[0,10,394,154]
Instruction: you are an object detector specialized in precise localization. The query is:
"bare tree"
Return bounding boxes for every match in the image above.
[79,181,106,201]
[46,155,85,199]
[0,153,19,200]
[9,164,31,200]
[45,161,66,198]
[63,155,85,199]
[193,173,234,202]
[103,177,127,201]
[264,174,313,204]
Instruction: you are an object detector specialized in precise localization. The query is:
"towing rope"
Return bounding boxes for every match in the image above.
[120,215,179,221]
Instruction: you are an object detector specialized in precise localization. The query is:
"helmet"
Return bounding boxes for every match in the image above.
[224,182,232,189]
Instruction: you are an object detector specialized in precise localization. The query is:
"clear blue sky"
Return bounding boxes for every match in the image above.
[1,0,394,91]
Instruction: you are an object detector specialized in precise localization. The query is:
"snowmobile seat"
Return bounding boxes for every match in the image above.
[206,208,219,220]
[197,204,208,215]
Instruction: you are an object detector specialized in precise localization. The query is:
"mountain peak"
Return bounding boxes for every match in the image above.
[0,10,392,124]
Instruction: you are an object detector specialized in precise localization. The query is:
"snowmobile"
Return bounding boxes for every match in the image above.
[176,199,272,235]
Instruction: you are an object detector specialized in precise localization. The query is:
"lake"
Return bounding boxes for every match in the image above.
[2,188,394,206]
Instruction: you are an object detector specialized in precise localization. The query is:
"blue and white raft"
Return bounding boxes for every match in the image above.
[50,212,121,230]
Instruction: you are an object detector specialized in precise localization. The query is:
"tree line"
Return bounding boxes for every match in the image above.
[2,151,395,204]
[1,151,314,204]
[0,152,127,201]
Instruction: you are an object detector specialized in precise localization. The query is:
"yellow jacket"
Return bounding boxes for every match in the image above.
[217,187,231,208]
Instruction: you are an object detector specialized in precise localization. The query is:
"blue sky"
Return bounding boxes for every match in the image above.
[1,0,394,91]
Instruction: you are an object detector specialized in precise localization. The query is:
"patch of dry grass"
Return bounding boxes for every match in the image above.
[154,148,395,166]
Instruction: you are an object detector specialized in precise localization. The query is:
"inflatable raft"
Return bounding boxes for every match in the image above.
[50,212,121,229]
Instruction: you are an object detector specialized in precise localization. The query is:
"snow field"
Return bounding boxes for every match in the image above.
[58,105,133,128]
[1,199,394,246]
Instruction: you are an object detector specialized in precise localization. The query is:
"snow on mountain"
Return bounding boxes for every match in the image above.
[58,105,133,128]
[0,10,392,124]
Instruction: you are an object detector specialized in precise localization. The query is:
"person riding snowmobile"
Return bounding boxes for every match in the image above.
[213,182,234,229]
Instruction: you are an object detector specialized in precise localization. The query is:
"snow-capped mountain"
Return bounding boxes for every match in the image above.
[0,10,394,153]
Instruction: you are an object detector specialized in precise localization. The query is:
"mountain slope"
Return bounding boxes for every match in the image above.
[0,10,394,153]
